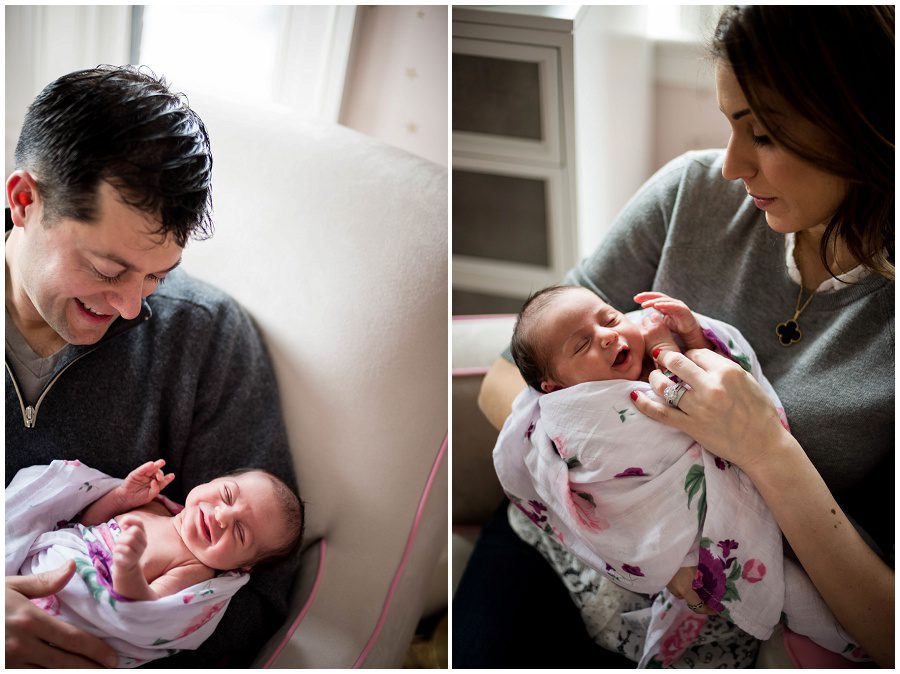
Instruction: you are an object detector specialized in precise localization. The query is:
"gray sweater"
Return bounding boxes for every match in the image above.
[5,262,299,667]
[513,150,894,557]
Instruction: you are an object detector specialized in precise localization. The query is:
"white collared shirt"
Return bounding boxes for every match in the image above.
[784,232,872,293]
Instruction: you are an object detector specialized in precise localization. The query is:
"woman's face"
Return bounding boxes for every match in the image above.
[715,63,848,235]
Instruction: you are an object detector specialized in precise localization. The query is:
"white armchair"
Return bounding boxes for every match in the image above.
[451,315,514,591]
[182,95,447,667]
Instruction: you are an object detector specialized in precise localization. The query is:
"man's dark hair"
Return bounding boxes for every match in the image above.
[510,285,578,392]
[221,467,305,566]
[712,6,894,280]
[14,64,214,247]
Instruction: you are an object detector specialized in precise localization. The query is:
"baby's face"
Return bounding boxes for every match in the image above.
[177,471,286,570]
[538,288,645,391]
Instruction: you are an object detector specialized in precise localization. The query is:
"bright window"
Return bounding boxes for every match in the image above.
[138,5,285,103]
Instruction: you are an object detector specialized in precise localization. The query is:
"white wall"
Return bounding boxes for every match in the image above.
[574,5,653,259]
[652,38,730,172]
[340,6,448,167]
[5,6,131,178]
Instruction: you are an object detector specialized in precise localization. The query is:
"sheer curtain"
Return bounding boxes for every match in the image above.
[5,5,357,178]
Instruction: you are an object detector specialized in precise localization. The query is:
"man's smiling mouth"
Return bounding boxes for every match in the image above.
[75,298,113,318]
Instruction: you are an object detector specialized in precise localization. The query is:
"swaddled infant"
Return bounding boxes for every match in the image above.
[78,460,303,599]
[10,459,303,667]
[510,284,709,392]
[495,284,864,666]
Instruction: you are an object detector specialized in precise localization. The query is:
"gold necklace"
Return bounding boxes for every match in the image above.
[776,283,816,346]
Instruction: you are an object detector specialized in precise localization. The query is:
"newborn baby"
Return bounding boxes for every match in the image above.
[7,459,303,666]
[510,284,710,391]
[79,460,302,600]
[494,285,863,667]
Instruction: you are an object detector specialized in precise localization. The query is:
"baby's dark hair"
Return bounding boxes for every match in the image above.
[510,285,580,392]
[221,468,305,566]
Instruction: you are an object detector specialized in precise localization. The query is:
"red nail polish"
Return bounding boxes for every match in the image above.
[630,391,638,401]
[652,348,661,359]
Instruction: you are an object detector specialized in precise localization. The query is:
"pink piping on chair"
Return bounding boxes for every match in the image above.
[452,366,490,378]
[261,538,328,668]
[352,434,449,668]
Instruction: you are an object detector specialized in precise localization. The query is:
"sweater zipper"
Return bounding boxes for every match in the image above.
[5,361,32,428]
[6,348,99,429]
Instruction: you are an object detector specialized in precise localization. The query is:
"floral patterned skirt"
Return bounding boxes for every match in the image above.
[507,504,759,668]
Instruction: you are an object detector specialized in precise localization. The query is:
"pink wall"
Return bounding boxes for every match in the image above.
[340,6,447,167]
[652,82,731,172]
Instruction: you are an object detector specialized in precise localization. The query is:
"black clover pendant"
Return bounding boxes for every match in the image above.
[776,319,802,346]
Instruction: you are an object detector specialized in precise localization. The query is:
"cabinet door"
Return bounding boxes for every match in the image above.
[452,37,561,165]
[452,156,573,298]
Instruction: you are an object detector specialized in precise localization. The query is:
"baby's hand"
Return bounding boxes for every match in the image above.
[114,515,148,572]
[120,459,175,509]
[634,292,710,351]
[639,309,682,362]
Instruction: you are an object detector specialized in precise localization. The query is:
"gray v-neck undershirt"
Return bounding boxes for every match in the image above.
[5,308,67,405]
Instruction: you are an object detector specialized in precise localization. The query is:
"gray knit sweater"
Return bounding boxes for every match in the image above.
[5,262,299,667]
[512,150,894,557]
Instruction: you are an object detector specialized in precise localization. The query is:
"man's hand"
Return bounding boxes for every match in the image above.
[666,565,717,616]
[120,459,175,510]
[7,562,119,668]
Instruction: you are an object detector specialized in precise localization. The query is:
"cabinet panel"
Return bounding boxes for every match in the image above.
[452,169,548,266]
[452,156,573,299]
[452,37,560,164]
[452,54,542,141]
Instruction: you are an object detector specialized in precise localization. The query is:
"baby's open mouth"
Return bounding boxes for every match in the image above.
[613,348,629,367]
[199,510,212,542]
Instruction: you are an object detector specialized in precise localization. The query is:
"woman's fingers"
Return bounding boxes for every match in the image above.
[654,349,710,388]
[682,588,717,616]
[647,368,692,411]
[630,388,689,432]
[683,347,740,371]
[664,566,718,617]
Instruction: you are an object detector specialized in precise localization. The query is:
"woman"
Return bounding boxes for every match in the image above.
[461,6,893,667]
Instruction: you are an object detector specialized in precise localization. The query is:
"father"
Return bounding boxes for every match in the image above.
[5,66,299,667]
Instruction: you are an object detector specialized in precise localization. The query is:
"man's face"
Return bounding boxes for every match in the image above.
[11,180,183,347]
[540,288,645,391]
[177,471,288,570]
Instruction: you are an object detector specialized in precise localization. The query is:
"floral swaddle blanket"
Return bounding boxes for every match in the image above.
[493,312,864,667]
[5,460,249,668]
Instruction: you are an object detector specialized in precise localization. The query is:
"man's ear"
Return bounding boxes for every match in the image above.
[6,170,39,228]
[540,379,561,393]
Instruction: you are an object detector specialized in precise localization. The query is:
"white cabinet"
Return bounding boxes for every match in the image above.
[452,5,652,307]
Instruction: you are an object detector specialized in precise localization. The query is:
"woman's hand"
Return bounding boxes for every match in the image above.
[666,566,717,616]
[631,348,790,472]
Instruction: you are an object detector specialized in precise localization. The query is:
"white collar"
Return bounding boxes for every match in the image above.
[784,232,871,293]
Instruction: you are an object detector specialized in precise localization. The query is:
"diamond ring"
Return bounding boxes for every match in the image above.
[663,382,689,409]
